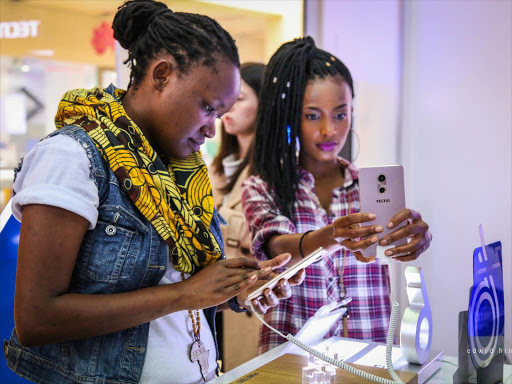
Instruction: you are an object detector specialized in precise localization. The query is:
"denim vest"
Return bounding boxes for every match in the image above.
[4,125,225,384]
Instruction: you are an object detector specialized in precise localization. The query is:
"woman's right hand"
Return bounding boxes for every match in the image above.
[332,212,383,263]
[179,257,273,310]
[15,205,269,346]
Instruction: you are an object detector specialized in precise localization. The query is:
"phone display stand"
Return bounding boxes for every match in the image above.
[282,300,349,355]
[453,308,505,383]
[400,266,433,365]
[453,226,504,384]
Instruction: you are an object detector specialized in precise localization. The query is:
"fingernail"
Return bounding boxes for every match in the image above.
[375,226,383,232]
[249,274,257,281]
[387,222,394,228]
[371,236,378,243]
[263,266,272,272]
[380,239,388,245]
[369,214,376,219]
[385,250,393,256]
[369,258,376,263]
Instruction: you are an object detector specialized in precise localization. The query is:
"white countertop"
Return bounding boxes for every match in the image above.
[208,339,512,384]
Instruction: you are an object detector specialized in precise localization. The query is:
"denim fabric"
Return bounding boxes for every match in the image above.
[4,125,224,384]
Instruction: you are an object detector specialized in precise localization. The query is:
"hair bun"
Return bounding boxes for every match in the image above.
[112,0,169,50]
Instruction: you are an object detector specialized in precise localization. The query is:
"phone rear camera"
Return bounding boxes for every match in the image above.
[379,187,386,194]
[378,174,386,182]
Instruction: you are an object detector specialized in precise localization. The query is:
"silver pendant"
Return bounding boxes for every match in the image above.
[190,340,209,381]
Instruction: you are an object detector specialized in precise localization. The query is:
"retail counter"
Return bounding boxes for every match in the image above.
[208,337,512,384]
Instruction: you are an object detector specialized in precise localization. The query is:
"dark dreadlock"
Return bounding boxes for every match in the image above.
[251,36,354,219]
[112,0,240,89]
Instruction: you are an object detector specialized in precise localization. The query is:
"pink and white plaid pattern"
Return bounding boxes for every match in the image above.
[241,158,391,353]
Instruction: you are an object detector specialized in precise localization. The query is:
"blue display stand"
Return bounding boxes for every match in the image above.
[468,240,505,383]
[454,232,505,384]
[0,205,30,383]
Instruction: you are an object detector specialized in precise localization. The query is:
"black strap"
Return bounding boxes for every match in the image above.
[299,230,313,258]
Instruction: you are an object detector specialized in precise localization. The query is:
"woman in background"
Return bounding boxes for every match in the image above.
[242,37,432,353]
[210,62,265,259]
[210,62,266,371]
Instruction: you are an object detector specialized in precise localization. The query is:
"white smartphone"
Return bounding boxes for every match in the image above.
[358,165,407,258]
[244,247,327,306]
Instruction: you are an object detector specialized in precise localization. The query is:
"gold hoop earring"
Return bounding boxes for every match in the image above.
[350,128,360,163]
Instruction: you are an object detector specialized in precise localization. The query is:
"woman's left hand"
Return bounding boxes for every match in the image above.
[236,253,305,314]
[378,208,432,262]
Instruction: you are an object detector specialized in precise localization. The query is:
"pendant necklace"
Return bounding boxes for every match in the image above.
[338,185,355,338]
[181,272,210,382]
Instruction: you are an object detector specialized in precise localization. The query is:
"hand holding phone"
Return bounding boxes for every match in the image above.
[359,165,407,258]
[332,212,383,263]
[377,208,432,261]
[244,247,327,306]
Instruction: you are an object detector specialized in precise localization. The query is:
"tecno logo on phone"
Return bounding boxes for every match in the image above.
[376,199,391,203]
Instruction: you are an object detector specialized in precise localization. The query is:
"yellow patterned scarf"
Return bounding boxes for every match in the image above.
[55,86,221,274]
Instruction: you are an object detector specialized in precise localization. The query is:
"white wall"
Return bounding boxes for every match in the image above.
[201,0,303,44]
[318,0,402,169]
[400,0,512,359]
[306,0,512,360]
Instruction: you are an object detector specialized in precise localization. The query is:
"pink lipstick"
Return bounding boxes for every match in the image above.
[317,142,337,152]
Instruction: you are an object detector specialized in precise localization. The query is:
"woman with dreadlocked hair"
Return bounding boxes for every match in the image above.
[6,1,302,383]
[242,37,432,353]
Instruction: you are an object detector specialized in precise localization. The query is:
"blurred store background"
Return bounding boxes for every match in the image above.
[0,0,303,210]
[1,0,511,382]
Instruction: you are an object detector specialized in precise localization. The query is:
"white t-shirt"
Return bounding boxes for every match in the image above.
[221,153,244,180]
[140,269,217,384]
[219,154,244,206]
[12,134,217,383]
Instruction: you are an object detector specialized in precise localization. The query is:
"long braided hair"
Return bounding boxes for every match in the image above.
[251,36,354,218]
[112,0,240,89]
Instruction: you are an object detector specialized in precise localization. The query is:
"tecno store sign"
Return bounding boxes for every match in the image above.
[0,3,115,67]
[0,21,40,39]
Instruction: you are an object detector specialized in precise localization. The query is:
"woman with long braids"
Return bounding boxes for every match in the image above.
[242,37,433,353]
[5,1,302,383]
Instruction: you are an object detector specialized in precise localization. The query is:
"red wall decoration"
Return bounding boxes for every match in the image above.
[91,21,115,55]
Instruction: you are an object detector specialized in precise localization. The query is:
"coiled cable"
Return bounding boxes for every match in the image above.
[249,301,405,384]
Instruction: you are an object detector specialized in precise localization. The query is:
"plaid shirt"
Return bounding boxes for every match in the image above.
[241,158,391,353]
